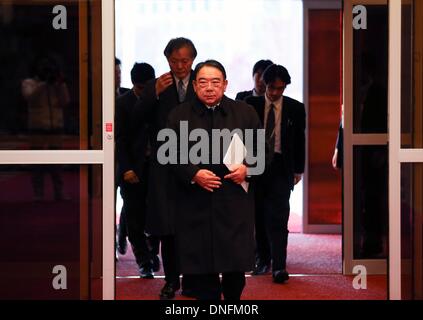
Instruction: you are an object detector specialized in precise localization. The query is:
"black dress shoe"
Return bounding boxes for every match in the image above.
[160,282,180,300]
[272,269,289,284]
[152,255,161,272]
[252,263,271,275]
[139,265,154,279]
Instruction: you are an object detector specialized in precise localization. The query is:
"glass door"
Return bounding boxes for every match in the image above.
[343,0,389,275]
[0,0,115,299]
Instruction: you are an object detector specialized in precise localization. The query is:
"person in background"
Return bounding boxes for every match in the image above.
[115,57,130,97]
[332,105,343,170]
[115,62,160,278]
[115,57,130,259]
[133,37,198,299]
[22,56,70,201]
[246,64,306,284]
[235,59,273,101]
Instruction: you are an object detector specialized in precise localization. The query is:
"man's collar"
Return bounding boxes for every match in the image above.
[174,73,191,86]
[265,95,283,108]
[193,96,228,116]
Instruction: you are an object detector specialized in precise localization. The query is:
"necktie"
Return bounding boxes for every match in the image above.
[266,104,276,160]
[178,79,186,102]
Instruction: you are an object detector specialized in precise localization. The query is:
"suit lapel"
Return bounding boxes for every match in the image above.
[165,71,195,104]
[185,72,195,102]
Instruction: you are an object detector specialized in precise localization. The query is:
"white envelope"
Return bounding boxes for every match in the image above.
[223,133,249,193]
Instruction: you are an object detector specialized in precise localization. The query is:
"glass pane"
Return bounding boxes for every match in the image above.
[0,165,102,300]
[401,0,423,148]
[353,145,388,259]
[353,5,388,134]
[308,9,342,225]
[401,163,423,300]
[0,0,102,150]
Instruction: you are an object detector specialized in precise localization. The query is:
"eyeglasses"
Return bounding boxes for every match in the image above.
[196,79,223,89]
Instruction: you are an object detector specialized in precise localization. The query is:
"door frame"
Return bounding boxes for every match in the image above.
[102,0,115,300]
[302,0,343,234]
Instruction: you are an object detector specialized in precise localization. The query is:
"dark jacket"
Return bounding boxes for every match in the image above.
[167,95,262,274]
[245,95,306,189]
[132,72,196,235]
[115,89,148,185]
[235,89,253,101]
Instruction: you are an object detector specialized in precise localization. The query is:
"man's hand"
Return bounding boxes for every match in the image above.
[155,72,174,96]
[224,164,247,185]
[193,169,222,192]
[332,148,339,170]
[294,173,302,185]
[123,170,140,184]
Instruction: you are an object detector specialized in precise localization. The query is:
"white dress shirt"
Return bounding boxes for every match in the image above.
[264,95,283,154]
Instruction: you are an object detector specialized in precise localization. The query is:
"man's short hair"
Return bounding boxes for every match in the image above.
[194,60,227,80]
[262,64,291,85]
[163,37,197,59]
[115,57,121,66]
[252,59,274,76]
[130,62,156,85]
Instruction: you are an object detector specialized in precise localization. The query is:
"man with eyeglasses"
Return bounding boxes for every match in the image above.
[133,37,197,299]
[245,64,305,284]
[167,60,262,300]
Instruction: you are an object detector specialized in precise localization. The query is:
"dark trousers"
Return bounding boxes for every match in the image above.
[160,235,194,291]
[120,179,152,267]
[190,272,245,300]
[161,235,180,285]
[260,154,292,271]
[254,182,271,266]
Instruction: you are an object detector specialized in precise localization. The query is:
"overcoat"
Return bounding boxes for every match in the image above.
[167,95,262,274]
[133,72,196,235]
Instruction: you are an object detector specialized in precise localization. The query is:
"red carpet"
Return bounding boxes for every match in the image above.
[116,275,387,300]
[116,228,385,300]
[116,233,341,277]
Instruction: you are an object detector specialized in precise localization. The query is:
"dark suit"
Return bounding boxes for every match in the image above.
[115,85,131,242]
[235,90,253,101]
[133,72,196,287]
[115,89,152,267]
[116,87,130,97]
[245,95,305,271]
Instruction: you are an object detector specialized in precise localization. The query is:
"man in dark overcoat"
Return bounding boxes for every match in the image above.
[115,62,158,278]
[166,60,263,300]
[132,37,197,299]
